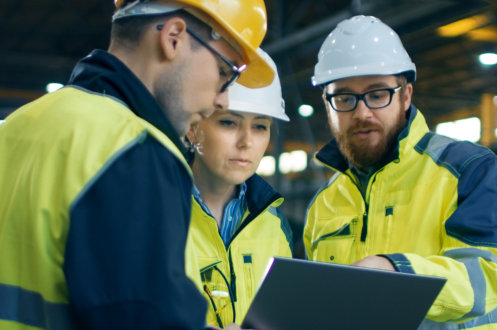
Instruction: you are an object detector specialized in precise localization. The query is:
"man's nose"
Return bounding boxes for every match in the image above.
[352,99,374,120]
[214,89,229,112]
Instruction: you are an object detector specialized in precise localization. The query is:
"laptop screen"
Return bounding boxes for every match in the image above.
[242,257,446,330]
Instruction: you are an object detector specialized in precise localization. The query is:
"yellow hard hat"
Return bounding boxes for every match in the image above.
[113,0,274,88]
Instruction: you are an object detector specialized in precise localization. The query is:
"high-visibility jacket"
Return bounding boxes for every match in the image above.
[304,106,497,329]
[0,50,206,329]
[185,174,293,327]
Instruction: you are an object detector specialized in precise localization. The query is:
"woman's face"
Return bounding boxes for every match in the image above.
[188,109,272,186]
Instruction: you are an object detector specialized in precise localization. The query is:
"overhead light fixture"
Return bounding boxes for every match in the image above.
[298,104,314,117]
[279,150,308,174]
[467,26,497,42]
[436,117,481,142]
[437,14,489,37]
[256,156,276,176]
[479,52,497,65]
[46,83,64,93]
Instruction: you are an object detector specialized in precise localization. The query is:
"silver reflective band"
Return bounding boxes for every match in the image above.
[112,0,182,21]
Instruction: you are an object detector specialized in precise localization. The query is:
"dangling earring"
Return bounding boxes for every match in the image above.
[184,136,195,164]
[184,136,195,154]
[194,141,203,155]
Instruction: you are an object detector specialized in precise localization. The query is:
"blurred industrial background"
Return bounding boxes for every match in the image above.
[2,0,497,257]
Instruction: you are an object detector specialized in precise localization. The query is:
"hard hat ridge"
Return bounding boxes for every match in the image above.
[311,15,416,86]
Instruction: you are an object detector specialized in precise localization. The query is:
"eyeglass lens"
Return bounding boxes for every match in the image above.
[327,87,400,112]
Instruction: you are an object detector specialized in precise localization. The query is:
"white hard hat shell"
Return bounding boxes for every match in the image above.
[228,49,289,121]
[312,15,416,86]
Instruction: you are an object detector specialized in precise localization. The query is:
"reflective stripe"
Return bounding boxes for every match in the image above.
[420,307,497,329]
[0,283,75,330]
[457,306,497,328]
[417,318,458,329]
[458,257,486,319]
[444,248,497,320]
[444,248,497,264]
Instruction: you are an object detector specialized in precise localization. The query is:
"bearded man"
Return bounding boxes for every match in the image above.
[304,15,497,329]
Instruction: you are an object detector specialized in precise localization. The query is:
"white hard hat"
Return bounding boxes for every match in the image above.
[228,49,289,121]
[312,15,416,86]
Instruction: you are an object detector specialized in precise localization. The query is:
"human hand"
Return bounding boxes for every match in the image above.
[351,255,395,271]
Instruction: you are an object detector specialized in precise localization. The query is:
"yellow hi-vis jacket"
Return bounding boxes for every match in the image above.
[304,106,497,329]
[0,50,206,329]
[186,174,293,327]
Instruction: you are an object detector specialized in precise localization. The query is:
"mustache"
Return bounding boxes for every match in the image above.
[348,120,382,134]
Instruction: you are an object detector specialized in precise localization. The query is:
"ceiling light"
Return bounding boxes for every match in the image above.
[279,150,308,174]
[298,104,314,117]
[467,27,497,42]
[436,117,481,143]
[479,53,497,65]
[46,83,64,93]
[437,14,489,37]
[256,156,275,176]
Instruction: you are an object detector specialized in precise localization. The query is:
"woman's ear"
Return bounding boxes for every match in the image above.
[157,17,188,60]
[186,124,198,144]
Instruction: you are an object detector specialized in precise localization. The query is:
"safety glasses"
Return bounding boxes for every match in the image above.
[157,24,247,93]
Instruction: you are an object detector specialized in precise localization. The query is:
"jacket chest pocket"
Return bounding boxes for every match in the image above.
[310,219,357,264]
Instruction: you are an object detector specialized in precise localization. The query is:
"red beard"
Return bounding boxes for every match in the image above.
[332,112,406,171]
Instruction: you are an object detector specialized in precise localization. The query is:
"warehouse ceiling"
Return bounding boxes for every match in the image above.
[2,0,497,157]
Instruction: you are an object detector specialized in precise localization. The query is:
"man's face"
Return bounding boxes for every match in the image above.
[155,28,244,137]
[323,75,412,171]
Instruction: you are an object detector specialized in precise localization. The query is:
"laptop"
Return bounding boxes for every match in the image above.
[241,257,446,330]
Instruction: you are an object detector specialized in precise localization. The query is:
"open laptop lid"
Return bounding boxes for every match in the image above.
[242,257,446,330]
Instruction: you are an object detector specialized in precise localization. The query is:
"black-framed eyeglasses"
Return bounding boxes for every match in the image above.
[325,86,402,112]
[157,24,247,93]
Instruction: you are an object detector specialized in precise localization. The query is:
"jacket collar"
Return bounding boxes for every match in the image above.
[67,49,186,154]
[316,105,423,173]
[245,174,282,214]
[229,174,284,243]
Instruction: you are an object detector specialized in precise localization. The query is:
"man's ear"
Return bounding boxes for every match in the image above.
[157,17,188,60]
[403,83,413,112]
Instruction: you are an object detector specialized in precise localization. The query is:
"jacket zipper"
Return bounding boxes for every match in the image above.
[360,204,369,242]
[347,171,371,243]
[228,249,237,303]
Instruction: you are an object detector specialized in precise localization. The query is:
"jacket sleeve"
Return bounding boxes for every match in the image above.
[384,150,497,323]
[64,135,206,329]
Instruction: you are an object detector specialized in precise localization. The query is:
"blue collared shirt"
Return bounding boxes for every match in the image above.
[193,182,247,247]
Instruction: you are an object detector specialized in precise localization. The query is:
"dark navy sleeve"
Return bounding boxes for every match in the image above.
[444,145,497,247]
[64,134,206,330]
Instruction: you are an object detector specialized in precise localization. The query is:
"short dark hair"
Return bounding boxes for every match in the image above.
[110,9,212,49]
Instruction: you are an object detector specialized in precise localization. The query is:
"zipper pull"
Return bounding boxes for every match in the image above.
[360,210,368,242]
